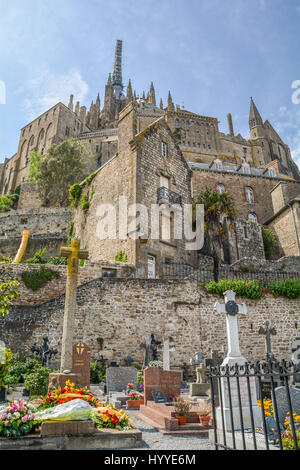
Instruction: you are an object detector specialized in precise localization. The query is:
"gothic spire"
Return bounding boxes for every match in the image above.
[167,91,175,111]
[112,39,123,99]
[249,97,263,129]
[148,82,156,106]
[127,79,133,101]
[160,98,164,110]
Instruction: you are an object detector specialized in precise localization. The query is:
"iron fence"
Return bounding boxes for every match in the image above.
[159,262,300,285]
[209,360,300,450]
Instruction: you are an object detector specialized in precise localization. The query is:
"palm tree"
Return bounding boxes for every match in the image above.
[194,188,236,282]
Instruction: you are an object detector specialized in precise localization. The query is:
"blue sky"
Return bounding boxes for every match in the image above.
[1,0,300,167]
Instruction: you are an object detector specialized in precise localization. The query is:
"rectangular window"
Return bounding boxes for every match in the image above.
[147,255,156,279]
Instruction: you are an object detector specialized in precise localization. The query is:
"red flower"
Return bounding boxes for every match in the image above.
[61,388,66,393]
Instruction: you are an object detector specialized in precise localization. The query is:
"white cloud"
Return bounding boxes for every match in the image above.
[20,66,89,121]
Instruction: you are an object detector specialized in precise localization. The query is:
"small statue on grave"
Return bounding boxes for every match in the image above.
[124,355,134,367]
[31,336,57,367]
[150,334,162,361]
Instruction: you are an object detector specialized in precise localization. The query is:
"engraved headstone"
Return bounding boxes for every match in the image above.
[106,367,138,393]
[274,386,300,425]
[72,342,91,388]
[152,390,168,403]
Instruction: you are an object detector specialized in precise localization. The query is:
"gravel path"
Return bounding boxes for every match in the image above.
[125,411,214,450]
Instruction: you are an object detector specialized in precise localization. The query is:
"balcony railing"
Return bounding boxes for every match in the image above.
[157,187,182,206]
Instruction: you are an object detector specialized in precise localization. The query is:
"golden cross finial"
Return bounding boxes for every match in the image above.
[60,239,89,275]
[182,100,185,110]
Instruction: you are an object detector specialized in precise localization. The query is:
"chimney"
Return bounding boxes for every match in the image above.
[68,94,74,112]
[227,113,234,137]
[80,106,87,126]
[75,101,80,116]
[270,182,290,214]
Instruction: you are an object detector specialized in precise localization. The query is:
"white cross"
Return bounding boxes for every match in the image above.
[215,290,247,366]
[163,337,176,371]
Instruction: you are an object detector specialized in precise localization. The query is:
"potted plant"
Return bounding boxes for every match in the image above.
[126,392,144,409]
[173,396,192,425]
[198,401,212,427]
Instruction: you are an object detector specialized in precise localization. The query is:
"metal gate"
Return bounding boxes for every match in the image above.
[209,361,300,450]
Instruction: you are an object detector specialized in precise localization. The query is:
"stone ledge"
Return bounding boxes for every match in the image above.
[0,428,142,450]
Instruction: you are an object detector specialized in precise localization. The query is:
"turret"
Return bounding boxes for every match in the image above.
[127,79,133,102]
[227,113,234,137]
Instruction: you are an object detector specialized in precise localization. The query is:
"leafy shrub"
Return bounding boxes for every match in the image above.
[205,279,264,299]
[115,250,128,263]
[24,248,47,264]
[24,367,53,395]
[261,226,277,260]
[80,194,90,213]
[21,267,60,291]
[0,255,12,263]
[90,362,107,384]
[0,195,14,213]
[4,356,40,385]
[269,279,300,299]
[0,347,13,387]
[69,183,83,208]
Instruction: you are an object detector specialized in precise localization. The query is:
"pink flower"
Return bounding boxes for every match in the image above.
[4,421,9,427]
[21,416,27,423]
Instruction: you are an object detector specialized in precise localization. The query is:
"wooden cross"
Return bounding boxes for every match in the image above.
[60,239,89,373]
[259,321,277,361]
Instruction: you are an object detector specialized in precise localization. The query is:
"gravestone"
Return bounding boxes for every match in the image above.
[214,290,261,431]
[291,338,300,386]
[274,386,300,426]
[260,380,279,401]
[72,342,91,388]
[144,367,181,405]
[106,367,137,393]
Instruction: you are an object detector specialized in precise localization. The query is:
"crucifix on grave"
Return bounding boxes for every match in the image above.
[259,322,277,361]
[48,239,88,390]
[215,290,247,366]
[214,290,261,431]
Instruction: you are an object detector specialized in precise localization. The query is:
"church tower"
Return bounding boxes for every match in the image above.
[112,40,124,99]
[249,97,264,139]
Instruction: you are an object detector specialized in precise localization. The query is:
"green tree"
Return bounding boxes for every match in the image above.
[194,188,236,282]
[0,195,14,213]
[0,280,19,318]
[261,226,277,260]
[28,150,42,182]
[31,138,94,206]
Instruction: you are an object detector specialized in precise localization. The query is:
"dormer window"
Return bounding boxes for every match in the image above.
[242,164,251,174]
[214,159,222,171]
[248,213,258,224]
[161,142,168,158]
[269,167,277,177]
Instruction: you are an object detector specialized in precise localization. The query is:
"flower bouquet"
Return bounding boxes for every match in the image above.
[92,405,135,431]
[38,380,100,410]
[0,400,38,438]
[126,392,144,409]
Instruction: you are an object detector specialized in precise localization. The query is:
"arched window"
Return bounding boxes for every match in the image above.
[245,186,255,204]
[248,213,258,224]
[217,183,225,194]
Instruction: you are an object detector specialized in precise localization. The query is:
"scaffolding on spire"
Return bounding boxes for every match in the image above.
[112,40,124,99]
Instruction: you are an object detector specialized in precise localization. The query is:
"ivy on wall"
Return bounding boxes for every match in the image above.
[21,267,60,291]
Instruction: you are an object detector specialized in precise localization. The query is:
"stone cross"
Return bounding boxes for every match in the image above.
[215,290,247,366]
[197,363,208,384]
[190,352,203,367]
[162,337,175,371]
[259,322,277,361]
[60,239,88,373]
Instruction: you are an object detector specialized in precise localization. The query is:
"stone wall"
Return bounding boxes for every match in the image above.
[0,278,298,366]
[267,200,300,257]
[0,207,71,259]
[17,182,43,210]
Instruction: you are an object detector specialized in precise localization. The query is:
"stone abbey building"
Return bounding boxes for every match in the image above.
[0,40,300,276]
